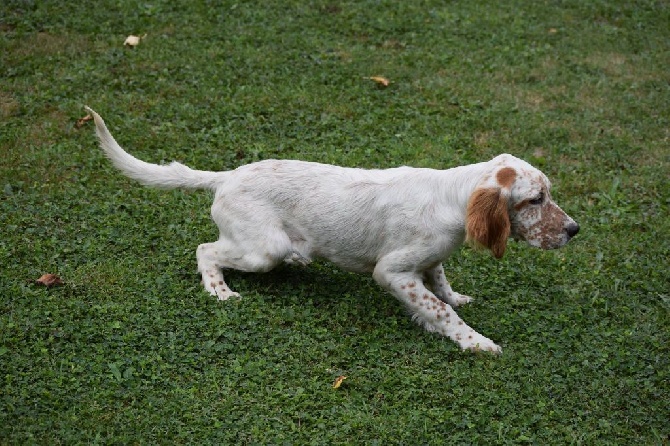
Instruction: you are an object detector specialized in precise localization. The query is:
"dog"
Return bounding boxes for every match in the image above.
[85,107,579,353]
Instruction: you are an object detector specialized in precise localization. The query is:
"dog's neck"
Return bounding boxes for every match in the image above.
[437,161,491,211]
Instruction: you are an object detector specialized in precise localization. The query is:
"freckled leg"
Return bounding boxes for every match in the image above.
[373,260,501,353]
[424,264,473,307]
[196,210,295,301]
[197,242,242,301]
[196,235,289,301]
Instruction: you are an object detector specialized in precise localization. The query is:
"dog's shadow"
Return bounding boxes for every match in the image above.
[230,263,373,300]
[203,262,403,319]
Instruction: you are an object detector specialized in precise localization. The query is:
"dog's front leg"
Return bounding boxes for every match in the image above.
[424,264,473,307]
[373,262,501,353]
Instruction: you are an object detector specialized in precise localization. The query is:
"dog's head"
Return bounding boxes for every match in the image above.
[465,154,579,258]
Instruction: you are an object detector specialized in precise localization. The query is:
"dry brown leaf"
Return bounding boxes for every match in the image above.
[368,76,390,87]
[35,273,64,287]
[548,28,558,34]
[75,114,93,129]
[332,375,347,389]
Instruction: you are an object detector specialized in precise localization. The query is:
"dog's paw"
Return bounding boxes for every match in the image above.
[460,334,502,354]
[201,274,240,301]
[448,292,473,307]
[216,290,241,301]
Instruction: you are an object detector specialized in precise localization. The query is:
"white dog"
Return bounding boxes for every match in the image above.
[86,107,579,353]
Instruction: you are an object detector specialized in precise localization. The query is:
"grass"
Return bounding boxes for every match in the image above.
[1,0,668,443]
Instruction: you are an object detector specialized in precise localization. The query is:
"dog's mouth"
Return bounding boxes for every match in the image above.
[528,232,578,250]
[511,224,579,250]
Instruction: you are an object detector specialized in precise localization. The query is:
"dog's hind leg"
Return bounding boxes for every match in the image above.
[196,230,293,301]
[197,241,241,301]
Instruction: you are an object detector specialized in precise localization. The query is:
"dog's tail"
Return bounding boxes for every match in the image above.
[85,107,225,190]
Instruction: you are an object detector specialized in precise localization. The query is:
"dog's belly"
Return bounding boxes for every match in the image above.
[286,232,377,273]
[321,253,377,274]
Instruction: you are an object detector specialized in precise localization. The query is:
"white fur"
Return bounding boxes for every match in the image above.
[86,107,579,354]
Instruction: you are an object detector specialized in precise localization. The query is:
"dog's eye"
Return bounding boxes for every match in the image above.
[529,192,544,205]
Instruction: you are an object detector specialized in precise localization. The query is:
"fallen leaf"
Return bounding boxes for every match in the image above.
[75,114,93,129]
[368,76,390,87]
[332,375,347,389]
[548,28,558,34]
[35,273,64,287]
[124,34,144,47]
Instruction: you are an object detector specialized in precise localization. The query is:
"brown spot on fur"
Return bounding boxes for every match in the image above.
[401,285,406,290]
[210,282,216,288]
[496,167,516,189]
[218,281,223,285]
[423,295,429,300]
[539,203,569,242]
[409,292,417,298]
[408,282,416,288]
[458,320,463,325]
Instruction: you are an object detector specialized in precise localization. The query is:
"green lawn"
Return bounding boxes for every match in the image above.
[1,0,668,443]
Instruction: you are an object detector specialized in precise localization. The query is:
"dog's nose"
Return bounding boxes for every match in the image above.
[566,222,580,238]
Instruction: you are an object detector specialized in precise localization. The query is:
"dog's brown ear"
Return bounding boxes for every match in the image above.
[466,188,511,258]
